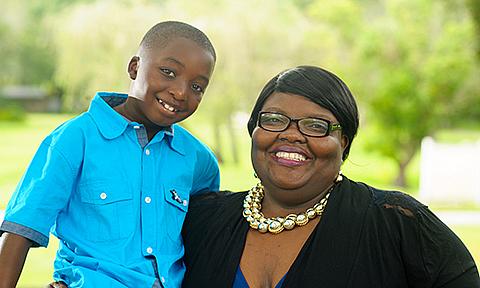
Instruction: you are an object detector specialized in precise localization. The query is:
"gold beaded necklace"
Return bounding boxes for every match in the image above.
[242,179,339,234]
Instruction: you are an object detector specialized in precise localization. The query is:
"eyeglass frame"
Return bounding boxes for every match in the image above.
[257,111,342,137]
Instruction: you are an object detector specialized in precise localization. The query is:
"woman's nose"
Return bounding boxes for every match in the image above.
[278,121,306,143]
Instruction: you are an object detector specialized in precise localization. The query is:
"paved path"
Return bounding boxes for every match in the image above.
[433,210,480,226]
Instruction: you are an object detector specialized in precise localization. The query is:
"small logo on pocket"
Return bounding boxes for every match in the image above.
[170,189,183,204]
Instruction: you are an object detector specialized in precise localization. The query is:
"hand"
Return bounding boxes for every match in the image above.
[47,281,67,288]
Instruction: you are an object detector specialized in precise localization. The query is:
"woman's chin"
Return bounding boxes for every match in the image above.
[267,177,307,191]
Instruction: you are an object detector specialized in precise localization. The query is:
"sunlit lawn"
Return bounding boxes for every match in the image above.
[1,113,479,286]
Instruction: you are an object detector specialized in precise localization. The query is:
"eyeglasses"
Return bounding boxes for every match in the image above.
[257,112,342,137]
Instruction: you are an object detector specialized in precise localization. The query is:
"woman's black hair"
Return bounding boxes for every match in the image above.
[247,65,359,160]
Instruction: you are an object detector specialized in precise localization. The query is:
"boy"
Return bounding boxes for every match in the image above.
[0,21,219,288]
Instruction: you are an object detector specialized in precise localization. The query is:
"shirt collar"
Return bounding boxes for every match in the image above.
[88,92,129,140]
[166,124,186,155]
[88,92,186,155]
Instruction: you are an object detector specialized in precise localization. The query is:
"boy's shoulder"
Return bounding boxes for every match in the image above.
[173,124,215,155]
[26,112,95,169]
[45,112,94,145]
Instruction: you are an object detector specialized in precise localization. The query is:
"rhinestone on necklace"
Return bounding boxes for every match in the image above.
[242,182,335,234]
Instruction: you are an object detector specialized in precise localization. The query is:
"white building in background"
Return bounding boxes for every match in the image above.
[419,137,480,206]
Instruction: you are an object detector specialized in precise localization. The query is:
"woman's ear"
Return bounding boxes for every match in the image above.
[127,56,140,80]
[341,134,349,153]
[341,134,350,162]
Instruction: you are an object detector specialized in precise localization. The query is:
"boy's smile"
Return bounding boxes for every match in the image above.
[119,37,215,137]
[157,98,179,113]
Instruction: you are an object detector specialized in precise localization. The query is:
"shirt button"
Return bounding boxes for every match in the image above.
[182,199,188,206]
[160,276,165,283]
[144,196,151,204]
[145,149,150,156]
[146,247,153,254]
[100,192,107,200]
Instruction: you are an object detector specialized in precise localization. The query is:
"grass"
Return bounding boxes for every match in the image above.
[452,225,480,262]
[1,113,479,286]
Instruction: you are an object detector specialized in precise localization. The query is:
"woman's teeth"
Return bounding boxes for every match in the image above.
[275,151,306,161]
[158,99,177,112]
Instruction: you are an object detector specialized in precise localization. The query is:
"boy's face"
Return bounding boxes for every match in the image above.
[127,37,215,127]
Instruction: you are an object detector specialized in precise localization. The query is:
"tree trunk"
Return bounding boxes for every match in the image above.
[212,118,223,164]
[227,115,239,165]
[394,162,408,188]
[394,148,417,188]
[467,0,480,60]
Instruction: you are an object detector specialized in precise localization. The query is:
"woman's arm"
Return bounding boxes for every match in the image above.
[0,232,33,288]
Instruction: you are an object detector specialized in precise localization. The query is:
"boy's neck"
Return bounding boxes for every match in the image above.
[113,101,169,142]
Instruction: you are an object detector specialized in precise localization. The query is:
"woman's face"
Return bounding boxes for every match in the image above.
[251,92,348,205]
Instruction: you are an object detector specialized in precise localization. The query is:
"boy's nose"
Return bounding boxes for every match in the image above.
[168,81,187,101]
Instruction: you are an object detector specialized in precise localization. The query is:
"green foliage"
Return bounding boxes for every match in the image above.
[0,0,58,86]
[50,0,154,111]
[466,0,480,59]
[345,0,477,186]
[1,0,479,184]
[0,99,26,122]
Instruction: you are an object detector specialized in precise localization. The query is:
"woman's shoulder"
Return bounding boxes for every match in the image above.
[189,191,246,208]
[183,191,247,242]
[346,179,427,217]
[343,179,479,286]
[186,191,246,221]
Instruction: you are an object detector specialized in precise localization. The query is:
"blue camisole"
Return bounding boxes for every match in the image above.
[233,266,286,288]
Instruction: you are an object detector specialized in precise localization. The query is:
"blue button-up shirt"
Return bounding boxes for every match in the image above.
[0,92,220,288]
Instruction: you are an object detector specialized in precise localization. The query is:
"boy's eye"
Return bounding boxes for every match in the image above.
[192,83,204,93]
[160,68,175,78]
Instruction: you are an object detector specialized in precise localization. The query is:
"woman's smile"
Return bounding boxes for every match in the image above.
[270,145,311,167]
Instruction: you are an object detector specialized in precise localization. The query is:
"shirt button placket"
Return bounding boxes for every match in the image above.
[142,146,155,258]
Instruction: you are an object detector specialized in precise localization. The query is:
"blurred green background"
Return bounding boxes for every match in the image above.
[1,0,479,286]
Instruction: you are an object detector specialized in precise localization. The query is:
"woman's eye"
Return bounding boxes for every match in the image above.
[307,121,327,130]
[264,116,285,125]
[160,68,175,77]
[192,83,204,93]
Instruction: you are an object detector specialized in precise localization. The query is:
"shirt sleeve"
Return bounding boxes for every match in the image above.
[403,204,480,287]
[190,148,220,195]
[0,137,77,247]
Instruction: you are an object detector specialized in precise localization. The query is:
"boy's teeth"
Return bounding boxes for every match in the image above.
[159,99,176,112]
[275,151,306,161]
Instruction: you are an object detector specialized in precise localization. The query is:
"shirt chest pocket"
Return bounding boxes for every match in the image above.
[163,185,190,250]
[79,180,135,242]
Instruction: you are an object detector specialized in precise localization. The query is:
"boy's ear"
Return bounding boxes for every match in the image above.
[127,56,140,80]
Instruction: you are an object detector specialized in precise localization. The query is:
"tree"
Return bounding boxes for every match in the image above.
[467,0,480,60]
[0,1,55,87]
[301,0,478,187]
[355,0,478,187]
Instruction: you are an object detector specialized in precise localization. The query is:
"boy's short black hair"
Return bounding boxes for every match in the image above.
[140,21,216,61]
[247,65,359,160]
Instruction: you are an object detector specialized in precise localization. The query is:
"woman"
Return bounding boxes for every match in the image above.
[182,66,479,287]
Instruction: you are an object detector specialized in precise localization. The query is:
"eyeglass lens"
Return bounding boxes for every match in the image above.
[259,112,330,137]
